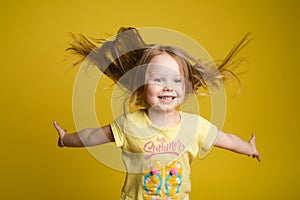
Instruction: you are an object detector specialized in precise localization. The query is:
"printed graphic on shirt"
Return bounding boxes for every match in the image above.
[143,160,163,199]
[165,161,182,200]
[143,160,183,200]
[143,136,186,160]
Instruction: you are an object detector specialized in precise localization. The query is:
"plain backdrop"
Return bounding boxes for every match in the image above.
[1,0,299,199]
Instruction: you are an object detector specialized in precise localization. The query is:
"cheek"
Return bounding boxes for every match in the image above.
[147,84,161,94]
[145,85,158,102]
[176,84,185,97]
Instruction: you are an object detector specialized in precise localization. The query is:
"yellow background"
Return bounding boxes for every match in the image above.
[1,0,299,199]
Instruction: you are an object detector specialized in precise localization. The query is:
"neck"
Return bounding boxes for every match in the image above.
[146,108,180,128]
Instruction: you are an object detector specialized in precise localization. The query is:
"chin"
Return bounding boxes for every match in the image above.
[153,104,179,112]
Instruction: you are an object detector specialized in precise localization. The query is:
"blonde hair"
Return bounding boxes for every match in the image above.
[67,27,251,111]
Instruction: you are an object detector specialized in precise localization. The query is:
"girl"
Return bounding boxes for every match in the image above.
[54,27,260,200]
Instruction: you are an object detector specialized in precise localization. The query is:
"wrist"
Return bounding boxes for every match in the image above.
[59,135,66,147]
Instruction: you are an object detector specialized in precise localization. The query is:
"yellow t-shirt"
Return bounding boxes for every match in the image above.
[110,110,219,200]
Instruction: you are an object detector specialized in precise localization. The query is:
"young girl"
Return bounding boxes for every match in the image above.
[54,27,260,200]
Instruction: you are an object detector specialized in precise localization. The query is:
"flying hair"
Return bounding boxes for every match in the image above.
[67,27,252,109]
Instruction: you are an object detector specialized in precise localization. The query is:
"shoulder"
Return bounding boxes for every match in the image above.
[111,110,153,139]
[180,112,217,135]
[180,112,210,124]
[113,109,149,126]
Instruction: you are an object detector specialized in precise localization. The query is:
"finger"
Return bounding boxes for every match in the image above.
[53,121,63,131]
[53,120,59,129]
[249,134,256,144]
[256,155,261,162]
[253,153,261,162]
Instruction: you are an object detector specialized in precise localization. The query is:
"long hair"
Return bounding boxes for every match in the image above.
[67,27,251,110]
[67,27,149,88]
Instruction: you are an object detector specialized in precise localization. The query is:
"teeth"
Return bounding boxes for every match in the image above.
[159,96,174,100]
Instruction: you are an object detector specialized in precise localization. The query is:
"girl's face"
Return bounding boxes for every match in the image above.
[145,53,185,112]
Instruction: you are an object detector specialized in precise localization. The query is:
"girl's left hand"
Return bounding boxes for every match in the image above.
[53,120,67,147]
[249,134,261,162]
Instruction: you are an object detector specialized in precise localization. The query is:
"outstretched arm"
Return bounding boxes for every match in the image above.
[214,131,261,161]
[53,121,115,147]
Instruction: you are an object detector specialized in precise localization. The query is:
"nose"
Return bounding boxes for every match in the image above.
[162,82,173,91]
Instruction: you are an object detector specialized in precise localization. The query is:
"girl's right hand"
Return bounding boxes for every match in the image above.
[53,121,67,147]
[248,134,261,162]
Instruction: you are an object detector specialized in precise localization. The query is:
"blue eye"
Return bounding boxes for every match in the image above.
[174,79,182,83]
[154,78,162,83]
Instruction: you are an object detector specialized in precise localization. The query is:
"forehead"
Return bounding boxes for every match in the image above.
[147,53,181,75]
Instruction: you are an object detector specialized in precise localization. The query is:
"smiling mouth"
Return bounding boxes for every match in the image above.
[158,96,176,101]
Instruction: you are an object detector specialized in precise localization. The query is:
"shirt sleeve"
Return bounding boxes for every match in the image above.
[198,117,219,158]
[110,117,124,148]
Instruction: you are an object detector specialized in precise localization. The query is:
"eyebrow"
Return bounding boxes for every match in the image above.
[148,73,164,76]
[147,69,182,75]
